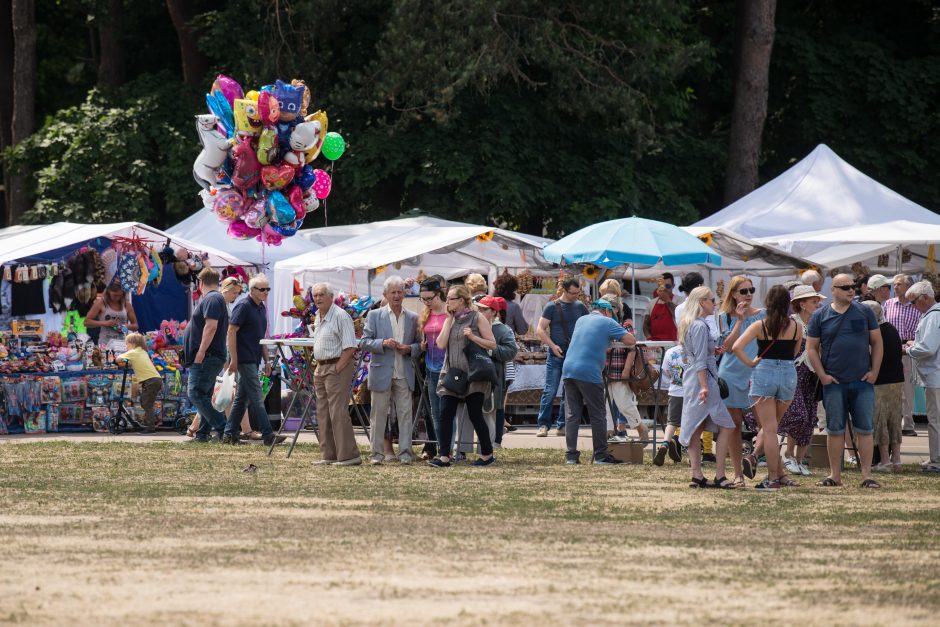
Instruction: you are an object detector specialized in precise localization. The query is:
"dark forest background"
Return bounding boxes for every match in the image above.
[1,0,937,236]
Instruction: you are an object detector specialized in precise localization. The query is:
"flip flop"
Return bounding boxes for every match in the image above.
[860,478,881,489]
[816,477,842,487]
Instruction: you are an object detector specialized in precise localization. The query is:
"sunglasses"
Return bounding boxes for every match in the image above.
[253,287,271,293]
[737,287,756,295]
[704,297,715,302]
[663,283,674,290]
[833,285,855,291]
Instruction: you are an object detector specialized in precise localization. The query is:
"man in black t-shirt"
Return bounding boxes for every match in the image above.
[534,278,588,437]
[183,267,229,443]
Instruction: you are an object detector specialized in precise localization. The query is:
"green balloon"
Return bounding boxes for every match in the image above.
[322,132,346,160]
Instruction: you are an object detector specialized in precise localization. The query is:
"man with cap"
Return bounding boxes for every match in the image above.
[868,275,892,305]
[561,299,637,465]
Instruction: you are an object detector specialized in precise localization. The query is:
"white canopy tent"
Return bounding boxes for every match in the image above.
[0,221,254,268]
[274,217,554,334]
[693,144,940,240]
[167,208,323,331]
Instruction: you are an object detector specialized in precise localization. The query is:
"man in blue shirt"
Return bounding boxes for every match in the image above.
[183,267,229,443]
[562,300,636,465]
[223,274,281,446]
[806,273,883,488]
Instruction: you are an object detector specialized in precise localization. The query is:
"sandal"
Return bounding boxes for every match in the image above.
[860,478,881,489]
[742,454,758,480]
[712,476,737,490]
[731,476,747,489]
[816,477,842,487]
[777,475,800,487]
[689,476,709,489]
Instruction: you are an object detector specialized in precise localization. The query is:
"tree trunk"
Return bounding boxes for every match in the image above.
[96,0,125,88]
[166,0,209,87]
[723,0,776,205]
[1,0,14,226]
[9,0,36,225]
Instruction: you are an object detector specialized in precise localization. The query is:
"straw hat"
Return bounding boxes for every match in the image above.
[791,285,826,301]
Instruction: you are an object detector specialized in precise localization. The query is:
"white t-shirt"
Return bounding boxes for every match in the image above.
[661,345,688,397]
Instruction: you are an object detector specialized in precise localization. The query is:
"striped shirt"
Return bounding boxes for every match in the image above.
[311,303,357,360]
[884,297,921,340]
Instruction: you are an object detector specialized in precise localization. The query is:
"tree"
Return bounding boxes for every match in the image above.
[8,0,36,225]
[166,0,209,87]
[96,0,126,88]
[1,0,14,225]
[723,0,776,205]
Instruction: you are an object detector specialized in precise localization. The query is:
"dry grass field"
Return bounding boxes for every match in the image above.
[1,441,939,625]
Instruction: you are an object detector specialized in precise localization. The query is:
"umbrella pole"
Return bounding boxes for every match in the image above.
[631,265,636,332]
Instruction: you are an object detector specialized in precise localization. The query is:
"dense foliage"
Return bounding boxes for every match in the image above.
[3,0,937,234]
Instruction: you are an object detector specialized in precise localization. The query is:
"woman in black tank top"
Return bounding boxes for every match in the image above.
[732,285,804,491]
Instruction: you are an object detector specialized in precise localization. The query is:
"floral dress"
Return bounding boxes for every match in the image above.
[776,315,817,446]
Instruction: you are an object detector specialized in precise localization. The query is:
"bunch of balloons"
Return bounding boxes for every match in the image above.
[192,75,346,245]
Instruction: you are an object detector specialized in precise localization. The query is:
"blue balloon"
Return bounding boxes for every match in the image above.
[266,190,296,225]
[296,165,316,191]
[206,91,235,138]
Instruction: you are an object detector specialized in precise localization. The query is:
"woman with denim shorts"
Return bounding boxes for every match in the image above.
[717,276,765,487]
[733,285,803,491]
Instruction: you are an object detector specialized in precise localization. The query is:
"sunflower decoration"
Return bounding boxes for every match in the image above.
[476,230,494,243]
[698,232,713,247]
[581,264,600,280]
[374,265,387,275]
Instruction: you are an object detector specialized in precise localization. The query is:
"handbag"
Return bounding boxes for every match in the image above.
[441,324,469,395]
[464,341,498,384]
[707,368,730,399]
[627,346,661,395]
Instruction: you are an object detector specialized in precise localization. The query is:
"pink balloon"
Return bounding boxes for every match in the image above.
[257,223,284,246]
[227,220,262,240]
[211,74,244,107]
[312,169,332,199]
[212,189,243,223]
[287,185,305,220]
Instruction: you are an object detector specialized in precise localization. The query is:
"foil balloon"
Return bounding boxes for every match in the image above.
[261,164,295,191]
[296,165,316,190]
[193,114,231,190]
[304,110,328,162]
[245,90,259,101]
[231,137,261,190]
[212,189,243,222]
[210,74,244,107]
[312,169,332,199]
[287,185,304,219]
[257,127,278,165]
[258,223,284,246]
[302,191,320,214]
[257,91,280,129]
[227,220,262,240]
[266,190,296,224]
[233,99,262,137]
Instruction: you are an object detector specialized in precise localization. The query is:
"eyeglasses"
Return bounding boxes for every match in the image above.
[253,287,271,293]
[565,289,581,295]
[832,285,855,291]
[737,287,756,295]
[420,295,437,303]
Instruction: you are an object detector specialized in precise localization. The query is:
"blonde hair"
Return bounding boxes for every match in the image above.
[448,284,474,309]
[125,332,146,349]
[719,275,752,315]
[220,277,241,293]
[599,278,621,297]
[678,286,713,346]
[465,273,487,294]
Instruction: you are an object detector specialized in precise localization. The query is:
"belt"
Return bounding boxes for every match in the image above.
[317,357,340,364]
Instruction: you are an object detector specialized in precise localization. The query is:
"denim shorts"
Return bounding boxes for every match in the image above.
[822,380,875,435]
[749,359,797,402]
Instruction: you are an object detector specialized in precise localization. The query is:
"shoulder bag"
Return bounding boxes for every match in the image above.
[440,321,469,395]
[464,312,498,383]
[627,345,661,395]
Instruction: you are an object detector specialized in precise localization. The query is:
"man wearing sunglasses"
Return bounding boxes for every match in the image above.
[643,273,678,341]
[806,273,883,488]
[223,274,281,446]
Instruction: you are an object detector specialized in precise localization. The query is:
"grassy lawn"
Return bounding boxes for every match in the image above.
[1,441,939,625]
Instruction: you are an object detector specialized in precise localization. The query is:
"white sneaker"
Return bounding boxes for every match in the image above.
[370,454,384,465]
[608,434,628,443]
[536,426,549,437]
[335,456,362,466]
[783,455,801,475]
[798,462,811,476]
[384,454,399,463]
[873,462,894,473]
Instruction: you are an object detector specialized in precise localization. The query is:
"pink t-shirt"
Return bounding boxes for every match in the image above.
[423,311,447,372]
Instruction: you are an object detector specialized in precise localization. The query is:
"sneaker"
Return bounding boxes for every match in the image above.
[902,428,918,437]
[754,478,781,491]
[262,434,287,446]
[209,433,223,443]
[384,454,398,463]
[311,459,335,465]
[565,455,581,465]
[873,462,894,473]
[470,456,496,467]
[186,436,209,444]
[701,453,716,463]
[493,443,502,449]
[221,434,244,445]
[847,456,859,466]
[608,433,628,443]
[743,455,757,480]
[783,455,802,475]
[922,464,940,474]
[454,452,467,462]
[427,458,452,468]
[334,456,362,466]
[798,463,811,476]
[554,426,566,437]
[653,445,668,466]
[593,455,623,465]
[666,439,681,463]
[399,453,414,465]
[536,426,549,437]
[370,454,384,465]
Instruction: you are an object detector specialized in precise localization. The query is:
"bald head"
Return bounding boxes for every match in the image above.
[831,274,856,304]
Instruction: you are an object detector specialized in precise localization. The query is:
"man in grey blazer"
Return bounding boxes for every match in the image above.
[359,275,422,464]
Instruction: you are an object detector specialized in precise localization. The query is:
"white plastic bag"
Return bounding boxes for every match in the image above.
[212,370,236,412]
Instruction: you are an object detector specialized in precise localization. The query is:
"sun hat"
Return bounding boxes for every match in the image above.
[478,295,506,311]
[867,274,890,290]
[791,284,826,301]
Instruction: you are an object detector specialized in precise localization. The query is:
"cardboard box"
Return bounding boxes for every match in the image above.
[807,433,830,469]
[608,441,645,464]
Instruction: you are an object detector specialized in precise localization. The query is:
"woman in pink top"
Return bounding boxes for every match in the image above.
[419,275,448,458]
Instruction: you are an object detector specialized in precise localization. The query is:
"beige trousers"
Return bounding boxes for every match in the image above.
[313,361,359,462]
[368,378,414,458]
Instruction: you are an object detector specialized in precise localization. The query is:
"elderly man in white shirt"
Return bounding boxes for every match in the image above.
[903,280,940,473]
[310,282,361,466]
[359,276,422,464]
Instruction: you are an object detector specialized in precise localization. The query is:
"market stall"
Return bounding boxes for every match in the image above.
[0,222,256,435]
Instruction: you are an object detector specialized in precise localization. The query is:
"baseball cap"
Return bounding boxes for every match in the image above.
[478,295,506,311]
[867,274,890,290]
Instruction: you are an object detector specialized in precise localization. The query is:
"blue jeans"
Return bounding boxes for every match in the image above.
[536,353,565,429]
[188,354,227,440]
[224,363,274,438]
[750,359,797,401]
[427,369,442,443]
[822,380,875,435]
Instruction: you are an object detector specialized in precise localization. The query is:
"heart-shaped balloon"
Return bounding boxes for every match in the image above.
[302,191,319,214]
[287,185,305,220]
[227,220,262,240]
[261,164,295,190]
[266,190,296,224]
[258,223,284,246]
[296,165,316,190]
[312,169,332,199]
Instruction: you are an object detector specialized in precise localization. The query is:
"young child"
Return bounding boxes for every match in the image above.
[116,332,164,433]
